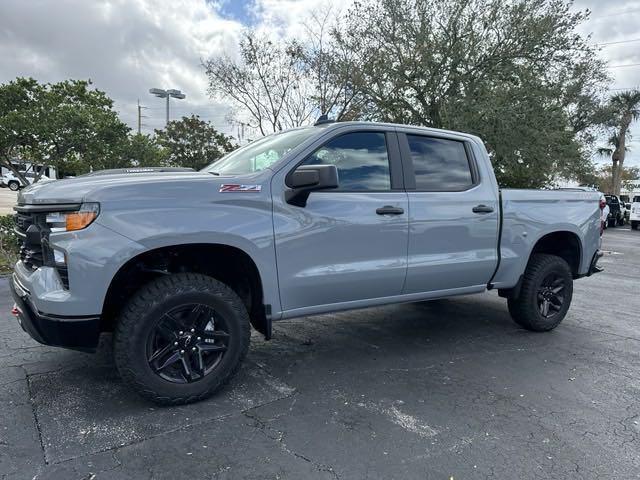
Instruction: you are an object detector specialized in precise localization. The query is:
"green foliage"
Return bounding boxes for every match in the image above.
[579,165,640,194]
[155,115,236,170]
[0,78,131,177]
[329,0,608,188]
[0,215,19,274]
[121,133,167,168]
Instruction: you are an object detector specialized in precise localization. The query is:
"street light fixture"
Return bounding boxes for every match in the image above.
[149,88,186,125]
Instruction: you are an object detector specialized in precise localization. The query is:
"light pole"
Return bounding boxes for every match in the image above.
[149,88,186,125]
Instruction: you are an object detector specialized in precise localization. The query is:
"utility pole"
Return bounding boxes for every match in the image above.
[137,99,149,134]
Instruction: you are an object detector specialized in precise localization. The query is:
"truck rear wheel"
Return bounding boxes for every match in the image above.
[507,254,573,332]
[114,273,250,405]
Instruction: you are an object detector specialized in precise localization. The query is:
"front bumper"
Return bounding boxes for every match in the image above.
[10,274,101,352]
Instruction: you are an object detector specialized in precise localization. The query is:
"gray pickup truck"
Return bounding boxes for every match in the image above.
[10,121,603,404]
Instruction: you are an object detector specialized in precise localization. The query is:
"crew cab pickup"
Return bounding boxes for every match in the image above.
[10,121,603,404]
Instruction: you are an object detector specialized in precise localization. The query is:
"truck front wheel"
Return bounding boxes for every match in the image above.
[114,273,250,405]
[507,254,573,332]
[8,181,19,191]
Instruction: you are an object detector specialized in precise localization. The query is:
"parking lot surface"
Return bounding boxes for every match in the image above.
[0,227,638,479]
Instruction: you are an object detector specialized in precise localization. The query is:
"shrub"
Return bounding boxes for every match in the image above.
[0,214,19,273]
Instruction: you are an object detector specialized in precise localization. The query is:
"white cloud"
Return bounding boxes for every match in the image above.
[574,1,640,168]
[0,0,243,133]
[0,0,639,168]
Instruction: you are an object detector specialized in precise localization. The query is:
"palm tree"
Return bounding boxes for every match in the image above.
[597,133,630,192]
[606,90,640,195]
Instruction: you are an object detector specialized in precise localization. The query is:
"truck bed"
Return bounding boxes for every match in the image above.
[491,189,602,289]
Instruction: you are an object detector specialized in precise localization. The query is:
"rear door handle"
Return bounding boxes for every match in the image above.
[376,205,404,215]
[472,204,494,214]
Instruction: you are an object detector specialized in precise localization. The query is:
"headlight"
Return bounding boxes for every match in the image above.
[46,203,100,232]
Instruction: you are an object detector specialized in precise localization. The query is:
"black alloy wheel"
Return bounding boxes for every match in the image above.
[536,273,565,319]
[507,254,573,332]
[147,304,230,384]
[114,273,250,405]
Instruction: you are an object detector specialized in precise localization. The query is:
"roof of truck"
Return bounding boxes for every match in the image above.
[311,120,482,143]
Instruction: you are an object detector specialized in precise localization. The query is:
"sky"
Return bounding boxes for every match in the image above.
[1,0,639,166]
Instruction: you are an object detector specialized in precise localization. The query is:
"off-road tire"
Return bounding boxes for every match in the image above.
[8,181,19,191]
[507,254,573,332]
[114,273,250,405]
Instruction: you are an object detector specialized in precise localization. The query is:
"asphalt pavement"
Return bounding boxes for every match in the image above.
[0,226,638,479]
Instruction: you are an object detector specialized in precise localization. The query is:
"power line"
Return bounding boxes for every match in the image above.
[588,8,640,20]
[596,38,640,46]
[608,63,640,69]
[609,86,640,91]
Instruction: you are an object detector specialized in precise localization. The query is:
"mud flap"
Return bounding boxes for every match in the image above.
[250,305,272,340]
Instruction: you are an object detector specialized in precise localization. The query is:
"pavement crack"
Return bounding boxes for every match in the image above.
[24,367,48,465]
[243,404,340,479]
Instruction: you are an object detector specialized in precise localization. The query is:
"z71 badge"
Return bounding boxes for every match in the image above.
[219,184,262,193]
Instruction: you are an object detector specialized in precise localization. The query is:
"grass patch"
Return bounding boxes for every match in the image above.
[0,215,19,274]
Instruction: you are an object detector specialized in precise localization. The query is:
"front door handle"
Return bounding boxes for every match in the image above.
[376,205,404,215]
[472,204,494,214]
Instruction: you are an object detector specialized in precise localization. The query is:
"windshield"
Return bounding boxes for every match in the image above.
[202,127,318,176]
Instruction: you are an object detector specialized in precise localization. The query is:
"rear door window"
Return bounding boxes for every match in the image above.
[406,135,474,191]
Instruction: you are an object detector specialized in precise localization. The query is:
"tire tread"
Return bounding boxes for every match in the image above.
[507,254,572,332]
[114,273,250,405]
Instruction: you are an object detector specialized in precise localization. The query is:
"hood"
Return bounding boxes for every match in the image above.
[17,170,229,205]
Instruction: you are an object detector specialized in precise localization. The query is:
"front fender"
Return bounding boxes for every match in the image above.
[95,197,280,316]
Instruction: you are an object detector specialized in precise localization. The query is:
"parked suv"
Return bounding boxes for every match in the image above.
[10,121,603,404]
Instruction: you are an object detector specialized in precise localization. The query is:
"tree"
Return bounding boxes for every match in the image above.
[0,78,44,183]
[600,90,640,195]
[596,133,628,192]
[154,115,236,170]
[204,32,313,135]
[0,77,130,178]
[329,0,607,188]
[299,8,368,120]
[580,164,639,194]
[121,133,166,168]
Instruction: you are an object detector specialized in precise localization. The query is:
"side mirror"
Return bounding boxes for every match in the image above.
[285,164,338,207]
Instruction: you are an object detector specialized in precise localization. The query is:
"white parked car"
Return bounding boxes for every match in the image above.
[0,171,53,191]
[630,195,640,230]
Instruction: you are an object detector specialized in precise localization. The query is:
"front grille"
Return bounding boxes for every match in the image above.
[14,209,69,289]
[15,212,46,270]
